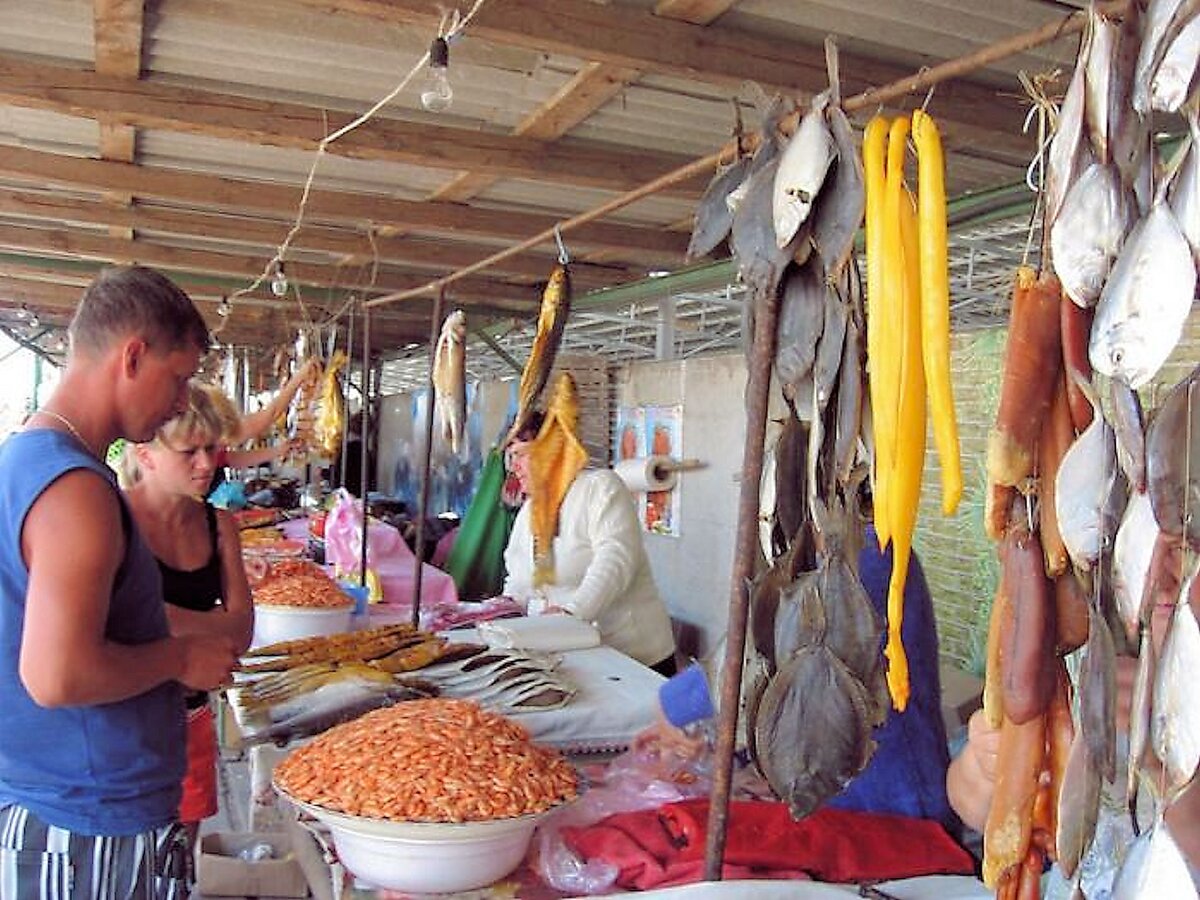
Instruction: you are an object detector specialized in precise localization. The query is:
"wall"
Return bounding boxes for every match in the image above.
[611,354,757,661]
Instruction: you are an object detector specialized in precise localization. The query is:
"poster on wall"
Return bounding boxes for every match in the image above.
[614,404,683,537]
[392,383,483,520]
[644,405,682,537]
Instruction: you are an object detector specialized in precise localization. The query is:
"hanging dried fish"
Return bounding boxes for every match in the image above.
[432,309,467,455]
[508,265,571,444]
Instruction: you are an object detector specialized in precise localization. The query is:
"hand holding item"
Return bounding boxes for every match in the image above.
[177,634,238,692]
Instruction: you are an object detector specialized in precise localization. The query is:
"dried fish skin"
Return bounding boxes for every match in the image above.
[772,97,837,250]
[687,156,752,260]
[1090,204,1197,390]
[1051,161,1131,308]
[1147,363,1200,547]
[1112,820,1200,900]
[754,645,875,820]
[1152,579,1200,795]
[1113,491,1161,645]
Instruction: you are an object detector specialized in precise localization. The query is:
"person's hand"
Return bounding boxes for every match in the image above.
[964,708,1001,783]
[298,356,322,388]
[947,708,1001,832]
[176,634,239,691]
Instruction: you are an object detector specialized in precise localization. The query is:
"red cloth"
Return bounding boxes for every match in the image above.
[561,799,974,890]
[178,705,218,824]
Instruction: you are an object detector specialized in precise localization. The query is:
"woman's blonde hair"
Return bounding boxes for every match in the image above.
[118,380,234,487]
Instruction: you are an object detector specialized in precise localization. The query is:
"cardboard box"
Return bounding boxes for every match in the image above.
[197,832,309,898]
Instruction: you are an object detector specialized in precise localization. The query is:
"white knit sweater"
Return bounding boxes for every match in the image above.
[503,468,675,667]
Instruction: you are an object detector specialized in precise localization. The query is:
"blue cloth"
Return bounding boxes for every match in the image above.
[0,430,185,836]
[825,525,955,831]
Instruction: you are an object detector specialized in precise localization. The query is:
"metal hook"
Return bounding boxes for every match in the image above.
[554,225,570,265]
[920,81,935,113]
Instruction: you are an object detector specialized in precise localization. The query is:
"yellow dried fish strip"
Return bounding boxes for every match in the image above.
[275,698,577,822]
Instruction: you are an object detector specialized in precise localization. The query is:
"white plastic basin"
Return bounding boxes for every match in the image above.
[252,604,353,648]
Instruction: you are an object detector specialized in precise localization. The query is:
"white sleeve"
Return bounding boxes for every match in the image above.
[563,473,641,622]
[502,502,533,601]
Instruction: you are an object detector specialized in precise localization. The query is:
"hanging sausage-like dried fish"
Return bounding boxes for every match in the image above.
[1038,374,1074,577]
[1000,516,1057,725]
[982,713,1046,888]
[432,310,467,455]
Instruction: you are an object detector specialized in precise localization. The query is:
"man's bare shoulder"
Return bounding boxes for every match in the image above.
[24,466,124,555]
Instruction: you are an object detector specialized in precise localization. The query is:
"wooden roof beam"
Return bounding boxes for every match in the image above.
[0,188,636,288]
[0,146,690,259]
[0,54,701,196]
[93,0,145,241]
[293,0,1036,163]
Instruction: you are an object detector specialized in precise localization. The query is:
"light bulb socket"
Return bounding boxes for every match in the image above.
[429,37,449,69]
[216,296,231,317]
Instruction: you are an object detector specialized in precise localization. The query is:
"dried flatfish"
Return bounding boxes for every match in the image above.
[774,262,825,404]
[1089,202,1196,389]
[1127,625,1155,834]
[1150,10,1200,113]
[1146,363,1200,547]
[1134,0,1190,114]
[687,156,752,260]
[731,156,795,303]
[1109,376,1146,493]
[811,105,865,280]
[1046,35,1088,228]
[812,280,848,416]
[1083,6,1120,164]
[754,644,875,820]
[1170,111,1199,265]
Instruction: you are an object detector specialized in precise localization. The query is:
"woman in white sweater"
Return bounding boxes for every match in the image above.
[501,424,676,674]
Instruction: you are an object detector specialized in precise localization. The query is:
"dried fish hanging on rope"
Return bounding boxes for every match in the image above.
[979,3,1199,896]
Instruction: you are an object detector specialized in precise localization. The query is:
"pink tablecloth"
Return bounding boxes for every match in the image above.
[278,516,458,612]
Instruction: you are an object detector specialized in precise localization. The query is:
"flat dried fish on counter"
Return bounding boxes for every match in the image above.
[419,647,576,713]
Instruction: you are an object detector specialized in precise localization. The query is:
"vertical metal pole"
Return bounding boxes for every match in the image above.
[703,286,780,880]
[412,288,446,628]
[358,306,371,591]
[340,300,356,490]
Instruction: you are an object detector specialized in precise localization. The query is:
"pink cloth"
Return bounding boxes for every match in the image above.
[279,516,458,610]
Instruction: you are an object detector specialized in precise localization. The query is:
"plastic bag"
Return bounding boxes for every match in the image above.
[531,721,713,894]
[323,488,401,572]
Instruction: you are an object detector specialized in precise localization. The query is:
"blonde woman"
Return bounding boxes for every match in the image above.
[121,382,254,861]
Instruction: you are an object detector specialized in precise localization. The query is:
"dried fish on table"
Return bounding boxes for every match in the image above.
[432,309,467,455]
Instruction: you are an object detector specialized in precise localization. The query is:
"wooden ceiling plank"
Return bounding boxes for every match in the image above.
[0,188,633,287]
[0,145,690,258]
[654,0,738,22]
[289,0,1035,158]
[93,0,144,241]
[430,60,639,202]
[0,223,551,306]
[0,55,699,196]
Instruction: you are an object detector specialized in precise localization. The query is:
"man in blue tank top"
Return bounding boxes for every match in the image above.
[0,266,239,899]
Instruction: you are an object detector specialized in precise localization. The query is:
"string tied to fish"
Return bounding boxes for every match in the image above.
[553,224,571,266]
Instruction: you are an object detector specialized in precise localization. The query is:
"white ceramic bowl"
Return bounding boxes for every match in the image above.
[280,792,549,893]
[252,604,353,648]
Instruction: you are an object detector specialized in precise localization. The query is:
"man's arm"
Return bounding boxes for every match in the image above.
[20,469,235,707]
[237,358,320,443]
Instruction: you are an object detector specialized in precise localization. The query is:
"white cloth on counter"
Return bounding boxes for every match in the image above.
[503,468,675,667]
[477,615,601,653]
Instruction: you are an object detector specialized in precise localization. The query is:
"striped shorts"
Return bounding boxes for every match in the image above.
[0,805,188,900]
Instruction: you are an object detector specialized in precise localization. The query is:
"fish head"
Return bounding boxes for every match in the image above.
[443,309,467,342]
[546,264,571,304]
[1090,316,1158,390]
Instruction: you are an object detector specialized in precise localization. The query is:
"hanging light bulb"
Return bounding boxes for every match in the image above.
[420,37,453,112]
[216,296,231,318]
[28,310,39,328]
[270,262,289,297]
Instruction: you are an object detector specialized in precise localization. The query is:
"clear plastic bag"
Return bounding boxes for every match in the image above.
[531,720,714,894]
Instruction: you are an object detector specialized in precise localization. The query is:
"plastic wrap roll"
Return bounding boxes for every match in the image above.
[613,455,677,493]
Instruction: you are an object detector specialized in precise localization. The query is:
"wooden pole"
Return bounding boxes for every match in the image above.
[339,299,355,490]
[358,306,371,591]
[363,0,1126,310]
[411,287,446,627]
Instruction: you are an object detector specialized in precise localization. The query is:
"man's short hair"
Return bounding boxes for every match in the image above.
[68,266,210,358]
